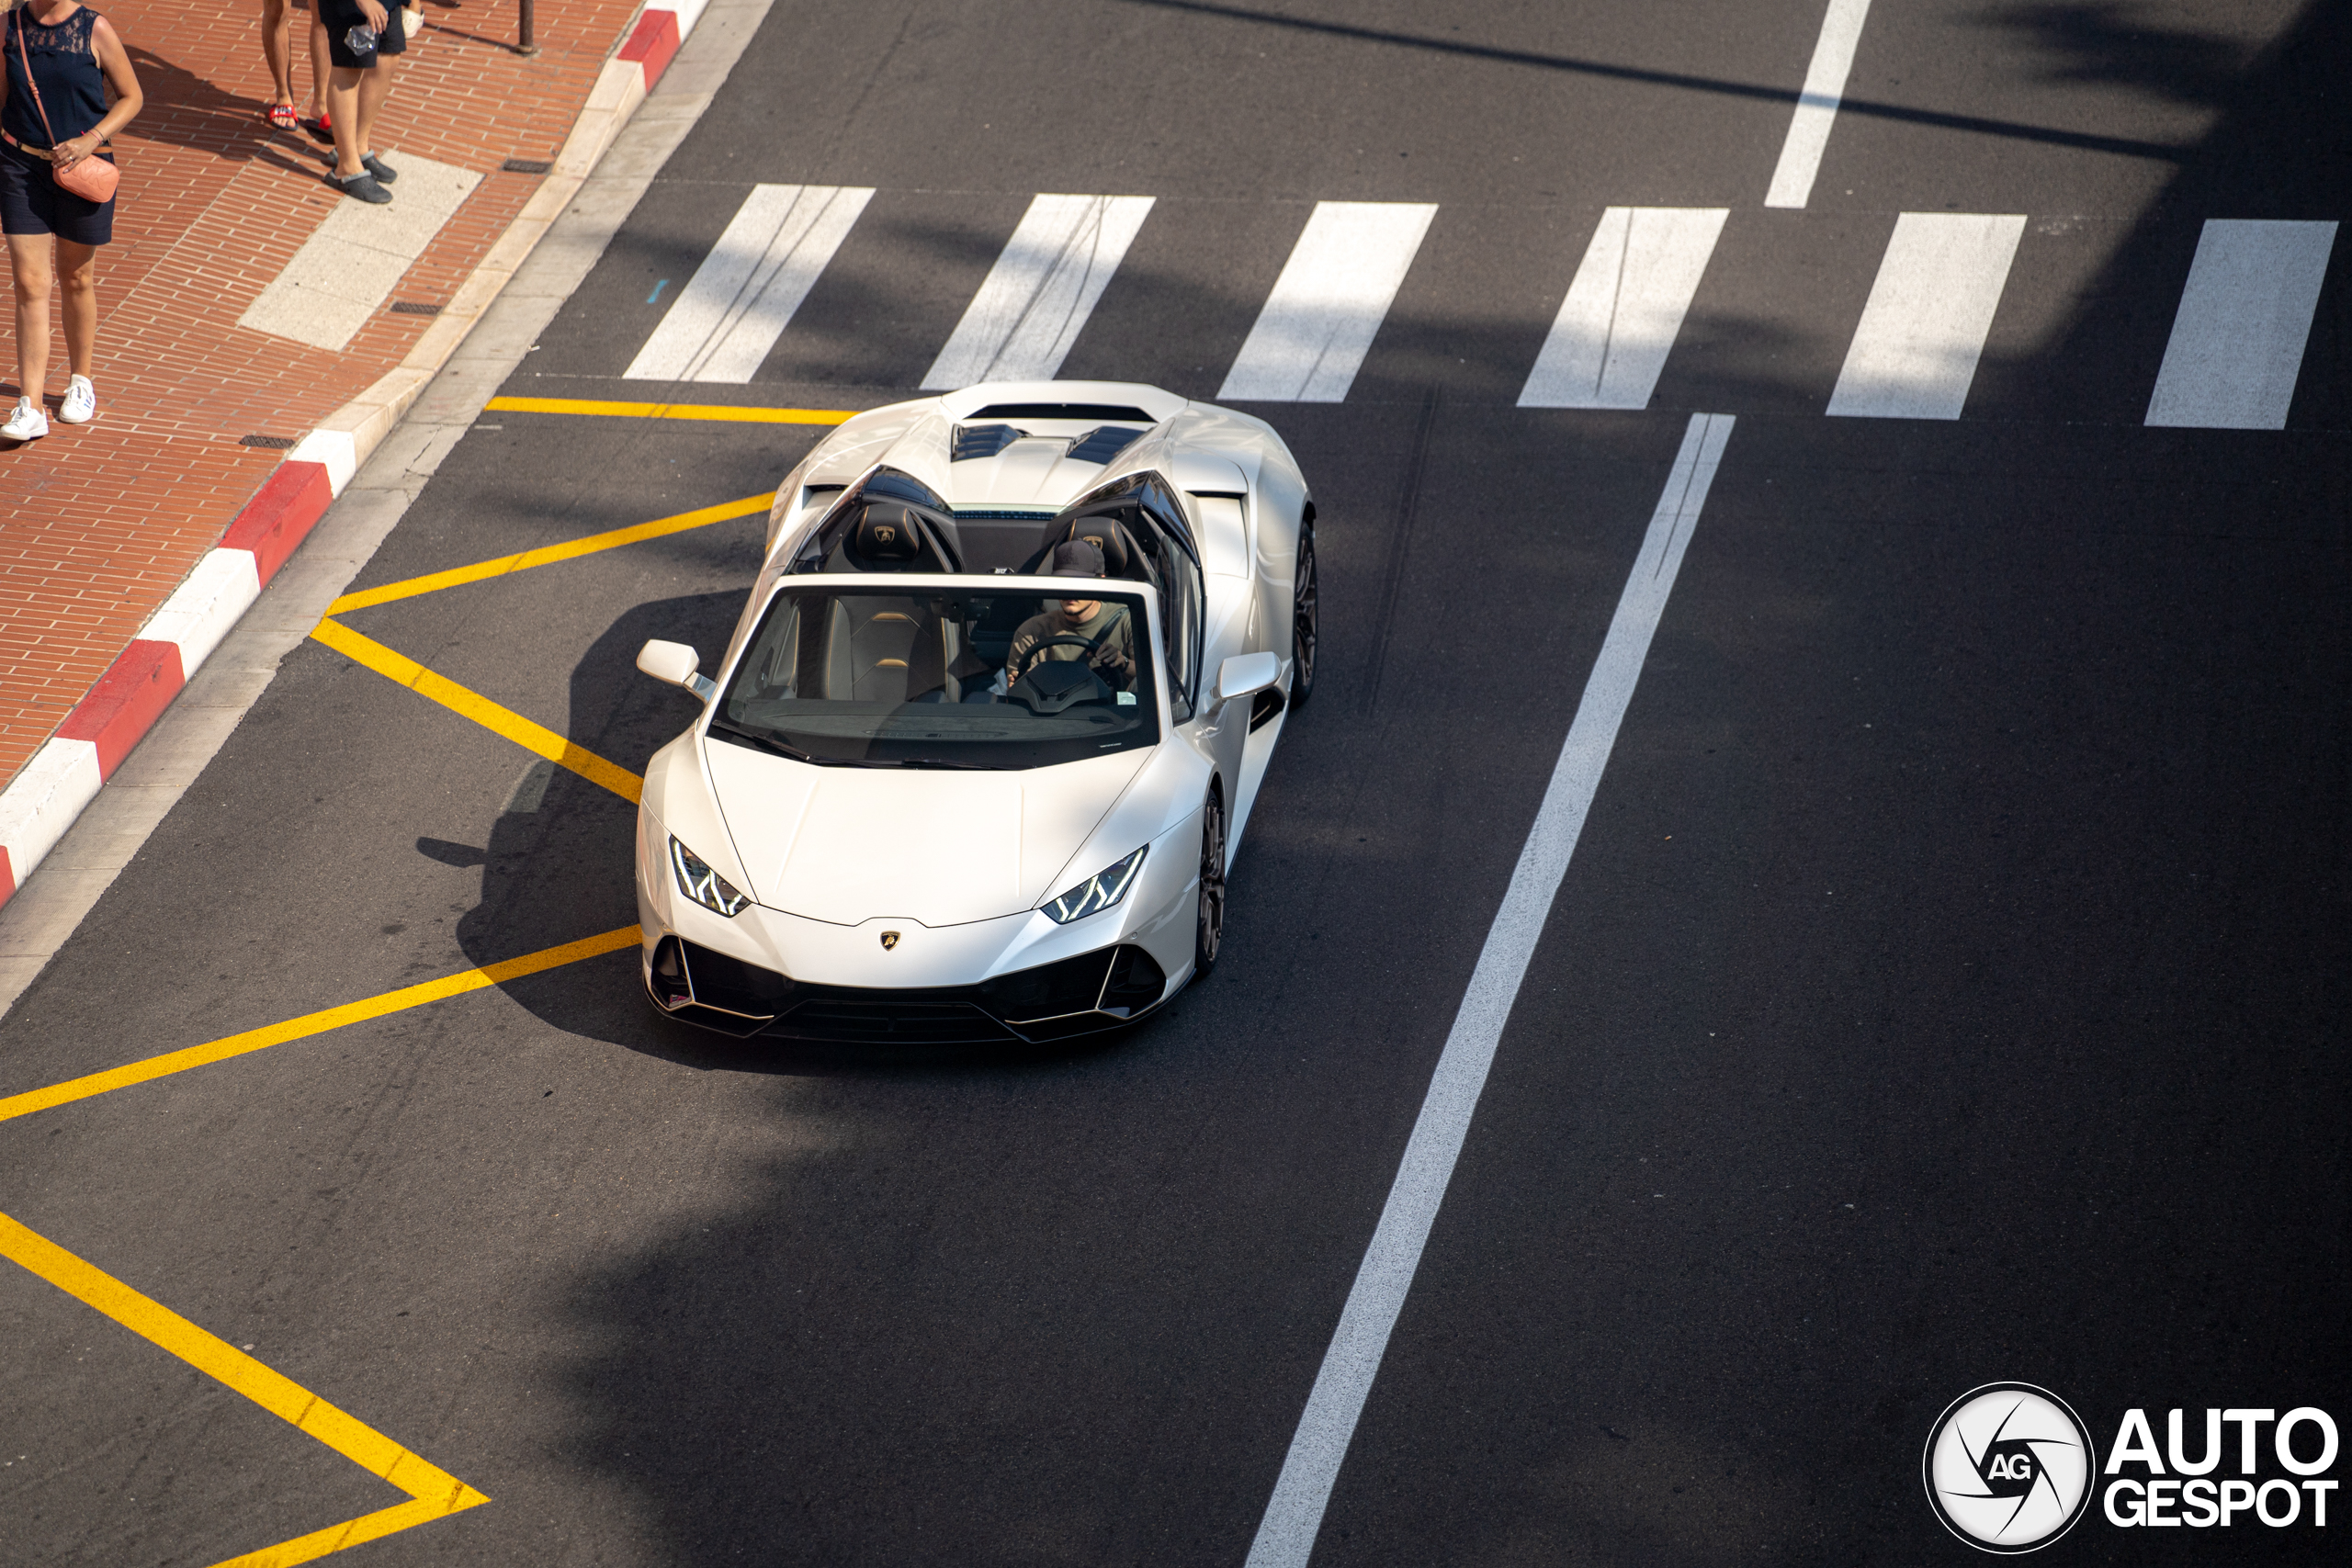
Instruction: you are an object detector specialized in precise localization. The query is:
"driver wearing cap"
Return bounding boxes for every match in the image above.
[1005,538,1136,691]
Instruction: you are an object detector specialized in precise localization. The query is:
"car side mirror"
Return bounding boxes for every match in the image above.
[638,638,717,701]
[1215,650,1280,704]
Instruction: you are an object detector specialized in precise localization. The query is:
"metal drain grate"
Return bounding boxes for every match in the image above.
[240,434,298,449]
[389,300,443,315]
[501,158,552,174]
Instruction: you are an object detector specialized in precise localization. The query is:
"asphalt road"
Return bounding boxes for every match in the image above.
[4,1,2347,1563]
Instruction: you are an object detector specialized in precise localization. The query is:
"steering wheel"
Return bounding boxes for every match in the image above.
[1012,634,1114,682]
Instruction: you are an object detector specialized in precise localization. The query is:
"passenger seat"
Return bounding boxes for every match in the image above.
[822,599,957,703]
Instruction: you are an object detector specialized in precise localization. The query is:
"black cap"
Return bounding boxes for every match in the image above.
[1046,538,1106,578]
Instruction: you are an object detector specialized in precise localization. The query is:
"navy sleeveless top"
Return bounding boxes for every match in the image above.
[5,6,107,151]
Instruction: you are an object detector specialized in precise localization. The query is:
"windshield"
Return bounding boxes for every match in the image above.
[712,585,1160,769]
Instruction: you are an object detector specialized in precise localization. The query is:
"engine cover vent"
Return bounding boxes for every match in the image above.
[951,423,1026,461]
[1067,425,1146,466]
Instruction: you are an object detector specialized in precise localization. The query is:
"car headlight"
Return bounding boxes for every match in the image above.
[670,836,750,917]
[1041,846,1147,924]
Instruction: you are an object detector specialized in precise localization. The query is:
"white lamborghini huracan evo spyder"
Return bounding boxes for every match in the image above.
[630,381,1317,1044]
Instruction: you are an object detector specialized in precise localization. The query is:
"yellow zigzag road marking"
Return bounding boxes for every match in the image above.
[0,927,640,1125]
[0,453,750,1564]
[328,491,775,613]
[483,396,858,424]
[0,1211,490,1567]
[309,619,644,803]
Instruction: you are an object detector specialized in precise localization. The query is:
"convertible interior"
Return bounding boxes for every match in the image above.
[728,581,1154,709]
[771,467,1206,706]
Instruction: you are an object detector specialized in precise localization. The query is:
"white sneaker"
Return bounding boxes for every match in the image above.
[1,397,47,441]
[57,376,95,424]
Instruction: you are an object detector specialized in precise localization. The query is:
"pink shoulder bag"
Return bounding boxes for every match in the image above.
[13,12,118,203]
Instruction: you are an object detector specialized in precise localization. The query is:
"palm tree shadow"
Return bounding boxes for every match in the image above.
[1973,1,2252,108]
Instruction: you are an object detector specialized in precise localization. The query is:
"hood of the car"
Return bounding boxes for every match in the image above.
[702,741,1153,927]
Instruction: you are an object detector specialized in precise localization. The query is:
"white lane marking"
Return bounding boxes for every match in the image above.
[1764,0,1874,209]
[922,194,1156,389]
[1244,412,1736,1568]
[624,184,874,383]
[1218,202,1439,402]
[1827,213,2025,420]
[1519,207,1729,410]
[237,152,482,352]
[2145,220,2340,430]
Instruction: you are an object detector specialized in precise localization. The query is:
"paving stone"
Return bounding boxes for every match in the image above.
[0,0,646,787]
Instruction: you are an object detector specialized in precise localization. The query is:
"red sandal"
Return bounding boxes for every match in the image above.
[267,101,298,130]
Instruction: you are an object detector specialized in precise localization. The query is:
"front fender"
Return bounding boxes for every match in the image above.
[1033,740,1215,914]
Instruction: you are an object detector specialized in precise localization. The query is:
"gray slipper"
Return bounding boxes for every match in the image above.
[333,170,392,204]
[361,152,398,183]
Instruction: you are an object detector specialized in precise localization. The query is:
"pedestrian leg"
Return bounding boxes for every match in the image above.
[260,0,297,112]
[6,231,54,408]
[303,8,331,122]
[56,240,98,383]
[327,64,366,177]
[353,53,395,162]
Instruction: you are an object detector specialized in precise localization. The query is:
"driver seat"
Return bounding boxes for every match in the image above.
[1029,513,1136,578]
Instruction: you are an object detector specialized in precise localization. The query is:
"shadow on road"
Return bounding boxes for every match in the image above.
[510,0,2352,1560]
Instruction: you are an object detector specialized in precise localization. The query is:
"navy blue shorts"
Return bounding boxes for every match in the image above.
[322,1,409,69]
[0,143,115,245]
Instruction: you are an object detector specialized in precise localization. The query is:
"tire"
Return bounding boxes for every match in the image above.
[1290,524,1318,706]
[1193,786,1227,978]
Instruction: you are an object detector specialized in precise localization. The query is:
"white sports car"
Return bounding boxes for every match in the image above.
[630,380,1317,1043]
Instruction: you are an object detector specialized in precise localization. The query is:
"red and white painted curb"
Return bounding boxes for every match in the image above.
[620,0,707,81]
[0,0,707,913]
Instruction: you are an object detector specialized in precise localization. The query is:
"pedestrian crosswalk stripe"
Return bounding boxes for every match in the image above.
[605,182,2321,429]
[1765,0,1875,209]
[625,184,875,384]
[1218,201,1439,403]
[922,194,1157,390]
[1519,207,1728,410]
[1827,212,2024,420]
[2145,220,2339,430]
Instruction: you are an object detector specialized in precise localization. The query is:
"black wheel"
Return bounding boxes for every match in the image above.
[1194,786,1227,977]
[1290,525,1317,705]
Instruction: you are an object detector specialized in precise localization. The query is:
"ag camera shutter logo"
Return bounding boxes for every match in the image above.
[1923,1383,2097,1552]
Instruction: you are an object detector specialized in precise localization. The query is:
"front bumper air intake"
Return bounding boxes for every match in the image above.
[645,936,1168,1044]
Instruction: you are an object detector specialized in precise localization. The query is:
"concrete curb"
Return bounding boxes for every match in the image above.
[0,0,708,911]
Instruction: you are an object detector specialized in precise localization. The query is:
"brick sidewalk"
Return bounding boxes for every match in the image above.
[0,0,645,787]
